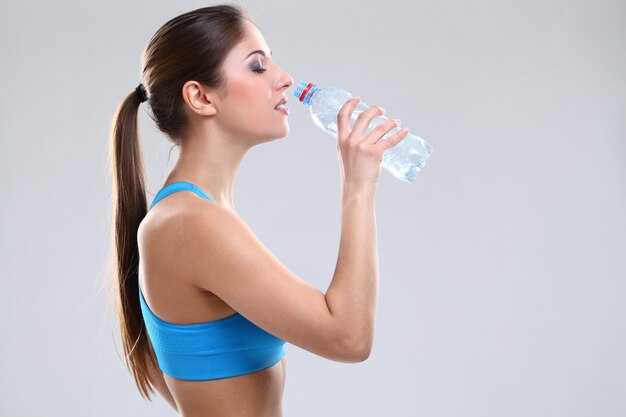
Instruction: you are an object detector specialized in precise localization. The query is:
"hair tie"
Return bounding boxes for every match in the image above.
[135,83,148,103]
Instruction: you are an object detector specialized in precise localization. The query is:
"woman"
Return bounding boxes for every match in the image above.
[109,4,410,417]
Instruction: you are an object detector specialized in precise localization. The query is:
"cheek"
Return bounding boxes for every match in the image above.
[226,76,256,102]
[222,79,273,129]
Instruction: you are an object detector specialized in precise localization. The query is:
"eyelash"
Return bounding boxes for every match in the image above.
[252,65,267,74]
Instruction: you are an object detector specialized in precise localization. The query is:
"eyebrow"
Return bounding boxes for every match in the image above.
[244,49,272,60]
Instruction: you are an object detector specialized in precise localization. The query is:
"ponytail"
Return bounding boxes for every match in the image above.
[108,86,158,400]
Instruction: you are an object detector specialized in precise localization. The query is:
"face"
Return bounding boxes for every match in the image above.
[198,21,294,146]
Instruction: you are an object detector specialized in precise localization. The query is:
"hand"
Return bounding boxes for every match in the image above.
[336,97,410,194]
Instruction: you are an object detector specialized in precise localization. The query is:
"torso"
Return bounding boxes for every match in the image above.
[138,190,286,417]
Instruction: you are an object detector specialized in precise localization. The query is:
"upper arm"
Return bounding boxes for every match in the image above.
[171,207,361,363]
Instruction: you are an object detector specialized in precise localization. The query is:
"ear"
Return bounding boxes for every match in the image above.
[182,81,218,116]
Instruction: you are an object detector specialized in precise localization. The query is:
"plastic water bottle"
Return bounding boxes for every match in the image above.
[293,80,433,183]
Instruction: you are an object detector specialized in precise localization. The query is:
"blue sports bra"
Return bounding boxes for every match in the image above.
[138,181,286,381]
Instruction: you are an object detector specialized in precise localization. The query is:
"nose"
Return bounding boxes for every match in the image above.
[278,69,294,91]
[285,72,294,89]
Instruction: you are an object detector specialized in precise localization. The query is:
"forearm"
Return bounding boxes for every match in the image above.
[325,189,379,354]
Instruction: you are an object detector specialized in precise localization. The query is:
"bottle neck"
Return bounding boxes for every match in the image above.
[301,85,319,105]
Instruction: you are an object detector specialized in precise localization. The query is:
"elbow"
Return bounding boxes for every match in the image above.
[334,324,373,363]
[343,336,373,363]
[353,341,372,362]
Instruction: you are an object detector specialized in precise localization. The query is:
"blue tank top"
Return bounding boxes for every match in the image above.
[138,181,286,381]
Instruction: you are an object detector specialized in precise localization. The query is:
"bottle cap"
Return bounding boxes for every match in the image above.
[294,80,319,105]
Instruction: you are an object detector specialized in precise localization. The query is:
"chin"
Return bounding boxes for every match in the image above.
[271,124,290,140]
[252,128,289,146]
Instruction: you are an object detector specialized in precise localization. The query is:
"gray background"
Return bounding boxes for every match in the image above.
[1,0,624,416]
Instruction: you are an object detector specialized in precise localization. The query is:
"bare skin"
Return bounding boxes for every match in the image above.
[139,191,287,417]
[138,20,293,416]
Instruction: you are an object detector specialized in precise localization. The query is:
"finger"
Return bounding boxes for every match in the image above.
[337,97,361,142]
[351,105,386,140]
[364,118,401,145]
[375,127,410,152]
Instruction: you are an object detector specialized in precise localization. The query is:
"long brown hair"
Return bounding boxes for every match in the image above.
[108,4,252,400]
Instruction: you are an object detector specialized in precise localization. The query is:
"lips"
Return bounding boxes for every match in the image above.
[274,97,287,109]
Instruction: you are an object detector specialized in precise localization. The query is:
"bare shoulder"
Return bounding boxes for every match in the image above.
[138,193,222,250]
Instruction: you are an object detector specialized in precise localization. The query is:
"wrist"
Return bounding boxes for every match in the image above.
[341,184,377,202]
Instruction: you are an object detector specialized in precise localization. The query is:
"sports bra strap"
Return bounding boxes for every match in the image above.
[149,181,214,211]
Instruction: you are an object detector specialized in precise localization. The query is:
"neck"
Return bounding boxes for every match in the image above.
[164,131,250,213]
